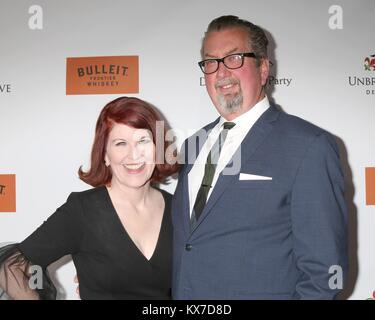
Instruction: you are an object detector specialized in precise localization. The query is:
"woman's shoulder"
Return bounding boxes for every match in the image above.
[153,187,173,201]
[64,186,108,209]
[74,186,106,195]
[57,186,109,221]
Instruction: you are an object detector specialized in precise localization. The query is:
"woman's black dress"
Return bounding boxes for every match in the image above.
[0,186,172,300]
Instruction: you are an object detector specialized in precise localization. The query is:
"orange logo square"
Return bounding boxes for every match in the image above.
[366,167,375,205]
[0,174,16,212]
[66,56,139,95]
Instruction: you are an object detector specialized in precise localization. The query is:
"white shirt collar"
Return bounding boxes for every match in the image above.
[218,96,270,131]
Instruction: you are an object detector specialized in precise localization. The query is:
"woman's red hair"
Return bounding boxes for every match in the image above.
[79,96,179,187]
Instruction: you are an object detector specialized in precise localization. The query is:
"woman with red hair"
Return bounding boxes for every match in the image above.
[0,97,180,299]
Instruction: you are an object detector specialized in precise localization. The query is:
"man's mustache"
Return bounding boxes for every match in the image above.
[215,78,239,89]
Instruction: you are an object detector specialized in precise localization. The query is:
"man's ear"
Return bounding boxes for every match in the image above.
[260,58,270,86]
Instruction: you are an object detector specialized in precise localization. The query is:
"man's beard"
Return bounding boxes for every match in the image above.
[217,90,243,114]
[215,78,243,114]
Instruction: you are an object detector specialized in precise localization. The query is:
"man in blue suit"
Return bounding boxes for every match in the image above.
[172,15,348,299]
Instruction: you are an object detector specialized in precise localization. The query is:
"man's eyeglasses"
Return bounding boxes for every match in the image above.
[198,52,257,74]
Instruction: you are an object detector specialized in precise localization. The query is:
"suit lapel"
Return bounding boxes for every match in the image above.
[189,105,281,235]
[180,118,220,236]
[179,170,191,236]
[185,118,220,175]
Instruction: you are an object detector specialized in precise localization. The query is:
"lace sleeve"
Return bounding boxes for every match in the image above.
[0,244,57,300]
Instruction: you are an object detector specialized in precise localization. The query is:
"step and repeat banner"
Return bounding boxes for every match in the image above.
[0,0,374,299]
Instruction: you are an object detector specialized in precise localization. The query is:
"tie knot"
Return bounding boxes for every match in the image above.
[223,122,236,130]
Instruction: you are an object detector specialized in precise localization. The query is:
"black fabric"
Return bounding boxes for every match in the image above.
[0,244,57,300]
[3,186,173,300]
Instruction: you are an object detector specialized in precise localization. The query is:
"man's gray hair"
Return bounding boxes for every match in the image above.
[201,15,268,66]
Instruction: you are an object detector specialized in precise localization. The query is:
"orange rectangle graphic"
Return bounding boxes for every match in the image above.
[0,174,16,212]
[366,167,375,205]
[66,56,139,95]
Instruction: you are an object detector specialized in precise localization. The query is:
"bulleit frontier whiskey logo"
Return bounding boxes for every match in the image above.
[348,54,375,95]
[0,174,16,212]
[66,56,139,95]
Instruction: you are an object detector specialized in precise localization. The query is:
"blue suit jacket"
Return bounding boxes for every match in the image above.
[172,105,348,299]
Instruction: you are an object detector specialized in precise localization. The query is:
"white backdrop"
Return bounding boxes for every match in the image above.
[0,0,374,299]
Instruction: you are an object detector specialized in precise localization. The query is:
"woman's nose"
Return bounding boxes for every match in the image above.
[129,144,142,160]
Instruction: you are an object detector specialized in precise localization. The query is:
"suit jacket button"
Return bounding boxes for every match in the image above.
[185,244,192,251]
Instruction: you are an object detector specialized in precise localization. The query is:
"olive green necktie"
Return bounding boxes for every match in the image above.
[191,121,236,227]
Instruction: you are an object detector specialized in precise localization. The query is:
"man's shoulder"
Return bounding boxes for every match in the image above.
[189,117,220,140]
[270,107,339,155]
[276,108,330,139]
[177,118,219,167]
